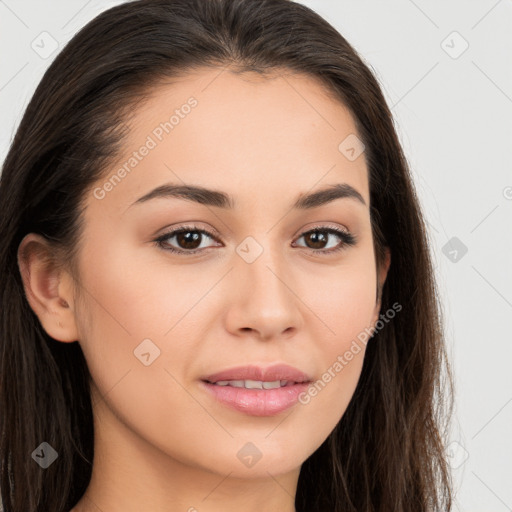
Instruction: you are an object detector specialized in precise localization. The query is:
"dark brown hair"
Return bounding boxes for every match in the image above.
[0,0,454,510]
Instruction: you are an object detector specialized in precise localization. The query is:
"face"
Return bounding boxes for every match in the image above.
[67,67,389,480]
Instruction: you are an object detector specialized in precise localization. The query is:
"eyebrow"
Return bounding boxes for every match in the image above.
[130,182,366,210]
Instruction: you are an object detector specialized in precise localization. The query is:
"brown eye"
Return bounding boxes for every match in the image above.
[303,231,329,250]
[174,231,203,250]
[294,227,356,254]
[155,226,220,254]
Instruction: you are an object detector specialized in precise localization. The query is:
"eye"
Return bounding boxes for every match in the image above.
[154,225,221,255]
[154,224,357,256]
[293,226,356,254]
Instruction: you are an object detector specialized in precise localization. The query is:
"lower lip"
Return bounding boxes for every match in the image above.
[200,381,310,416]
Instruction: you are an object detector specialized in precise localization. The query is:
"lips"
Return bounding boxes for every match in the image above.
[202,363,312,384]
[200,364,313,416]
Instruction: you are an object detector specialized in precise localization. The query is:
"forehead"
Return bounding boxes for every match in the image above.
[88,66,369,213]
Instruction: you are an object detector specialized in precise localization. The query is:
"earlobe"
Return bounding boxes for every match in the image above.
[17,233,79,343]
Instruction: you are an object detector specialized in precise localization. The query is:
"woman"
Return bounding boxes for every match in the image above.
[0,0,454,510]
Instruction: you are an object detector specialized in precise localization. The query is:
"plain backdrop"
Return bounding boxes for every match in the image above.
[1,1,511,511]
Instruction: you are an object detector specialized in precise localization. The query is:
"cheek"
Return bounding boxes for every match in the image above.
[298,256,377,418]
[75,236,192,338]
[73,235,221,413]
[72,238,165,393]
[73,243,215,463]
[306,256,378,344]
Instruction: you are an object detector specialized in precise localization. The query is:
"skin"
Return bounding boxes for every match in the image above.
[18,67,390,512]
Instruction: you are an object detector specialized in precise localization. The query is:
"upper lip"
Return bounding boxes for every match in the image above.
[203,364,312,384]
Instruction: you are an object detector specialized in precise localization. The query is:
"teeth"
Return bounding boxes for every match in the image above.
[245,379,263,389]
[213,379,292,389]
[265,380,283,389]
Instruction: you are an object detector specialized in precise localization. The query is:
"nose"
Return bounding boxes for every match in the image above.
[223,244,304,341]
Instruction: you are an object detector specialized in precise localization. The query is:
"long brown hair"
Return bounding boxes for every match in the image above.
[0,0,454,510]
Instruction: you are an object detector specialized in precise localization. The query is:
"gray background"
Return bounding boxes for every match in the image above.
[1,1,511,510]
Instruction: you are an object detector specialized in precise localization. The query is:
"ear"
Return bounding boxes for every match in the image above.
[370,246,391,328]
[17,233,79,343]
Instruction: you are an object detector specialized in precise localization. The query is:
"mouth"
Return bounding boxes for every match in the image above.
[199,364,312,416]
[202,363,312,385]
[203,379,307,389]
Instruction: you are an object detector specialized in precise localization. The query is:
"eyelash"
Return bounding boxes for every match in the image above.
[154,224,357,256]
